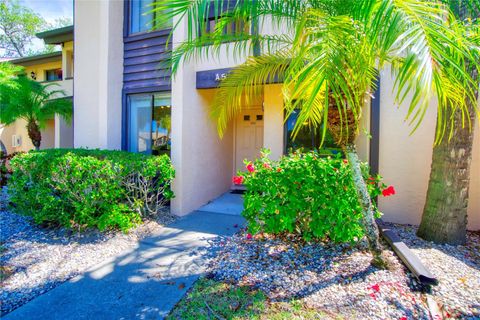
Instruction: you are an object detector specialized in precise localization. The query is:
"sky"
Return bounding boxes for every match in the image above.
[21,0,73,24]
[20,0,73,54]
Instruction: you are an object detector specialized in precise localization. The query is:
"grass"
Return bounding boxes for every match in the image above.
[167,278,340,320]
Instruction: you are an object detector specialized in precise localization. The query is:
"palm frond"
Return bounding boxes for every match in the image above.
[212,52,291,136]
[0,75,72,127]
[155,0,480,145]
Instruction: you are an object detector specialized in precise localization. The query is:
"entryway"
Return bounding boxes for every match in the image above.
[234,107,264,173]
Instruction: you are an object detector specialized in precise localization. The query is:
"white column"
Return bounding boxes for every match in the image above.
[74,0,123,149]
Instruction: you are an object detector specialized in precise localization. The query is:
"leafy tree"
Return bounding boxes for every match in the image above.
[0,61,21,85]
[417,1,480,244]
[0,0,46,57]
[46,17,73,30]
[154,0,479,267]
[0,75,72,150]
[27,17,75,56]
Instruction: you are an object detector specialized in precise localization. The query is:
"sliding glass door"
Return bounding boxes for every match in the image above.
[127,92,171,156]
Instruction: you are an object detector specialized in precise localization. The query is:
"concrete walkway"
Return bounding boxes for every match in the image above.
[3,211,244,320]
[198,192,243,215]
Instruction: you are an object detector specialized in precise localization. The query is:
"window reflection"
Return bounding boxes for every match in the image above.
[152,94,171,156]
[129,0,172,34]
[284,109,338,153]
[127,92,171,156]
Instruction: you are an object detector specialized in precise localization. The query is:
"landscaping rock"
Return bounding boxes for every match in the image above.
[0,187,176,315]
[207,224,480,319]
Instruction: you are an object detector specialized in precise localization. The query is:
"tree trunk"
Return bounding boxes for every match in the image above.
[328,106,387,268]
[344,144,387,268]
[417,98,477,244]
[26,120,41,151]
[417,0,479,245]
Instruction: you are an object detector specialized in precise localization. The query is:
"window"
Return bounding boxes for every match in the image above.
[129,0,172,34]
[45,69,62,81]
[127,93,171,156]
[284,109,338,153]
[203,17,249,36]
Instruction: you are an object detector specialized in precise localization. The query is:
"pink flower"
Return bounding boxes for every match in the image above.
[263,163,271,169]
[399,317,407,320]
[246,163,255,173]
[232,175,244,185]
[382,186,396,197]
[246,233,253,240]
[370,284,380,292]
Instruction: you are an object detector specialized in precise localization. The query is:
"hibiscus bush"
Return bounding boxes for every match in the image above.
[235,150,393,243]
[8,149,175,232]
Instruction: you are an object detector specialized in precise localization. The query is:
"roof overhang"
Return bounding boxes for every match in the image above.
[10,52,62,67]
[36,25,74,45]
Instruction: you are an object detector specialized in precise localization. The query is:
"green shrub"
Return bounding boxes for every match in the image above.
[235,150,386,243]
[8,149,175,232]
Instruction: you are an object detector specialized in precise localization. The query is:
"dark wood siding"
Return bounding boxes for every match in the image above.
[123,29,172,93]
[122,0,173,150]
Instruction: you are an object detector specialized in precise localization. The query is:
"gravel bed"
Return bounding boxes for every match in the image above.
[207,225,480,319]
[0,188,176,315]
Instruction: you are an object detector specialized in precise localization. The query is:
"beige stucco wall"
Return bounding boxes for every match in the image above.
[55,114,73,148]
[74,0,123,150]
[62,41,74,79]
[171,17,235,216]
[24,60,61,82]
[377,68,480,230]
[263,84,284,160]
[0,119,55,154]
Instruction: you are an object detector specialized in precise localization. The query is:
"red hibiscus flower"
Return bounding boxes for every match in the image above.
[370,284,380,292]
[343,159,348,164]
[276,168,282,173]
[263,163,272,169]
[246,233,253,240]
[246,163,255,173]
[232,175,244,185]
[399,317,407,320]
[382,186,396,197]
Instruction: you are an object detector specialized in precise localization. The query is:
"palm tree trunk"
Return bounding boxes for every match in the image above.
[344,144,387,269]
[26,120,42,151]
[416,0,479,245]
[417,98,477,244]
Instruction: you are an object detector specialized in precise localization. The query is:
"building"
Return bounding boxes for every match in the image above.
[0,26,74,154]
[72,1,479,229]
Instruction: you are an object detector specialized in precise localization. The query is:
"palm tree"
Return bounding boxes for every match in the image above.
[0,74,72,150]
[153,0,479,267]
[417,1,480,244]
[0,62,21,86]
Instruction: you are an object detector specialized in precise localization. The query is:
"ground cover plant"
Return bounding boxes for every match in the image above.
[234,150,392,243]
[7,149,174,231]
[167,278,331,320]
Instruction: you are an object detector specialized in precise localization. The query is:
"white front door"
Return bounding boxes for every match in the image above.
[235,108,264,172]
